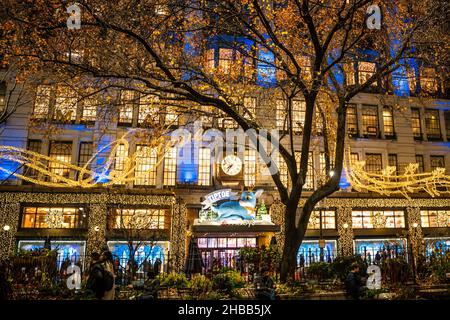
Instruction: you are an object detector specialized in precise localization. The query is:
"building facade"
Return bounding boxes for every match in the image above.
[1,56,450,274]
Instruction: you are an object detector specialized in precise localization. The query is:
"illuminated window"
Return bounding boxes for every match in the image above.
[295,151,314,190]
[244,149,257,187]
[205,49,215,71]
[365,153,382,173]
[445,111,450,140]
[388,154,398,175]
[243,96,256,119]
[78,142,93,178]
[276,153,289,187]
[276,99,286,130]
[110,208,169,230]
[0,82,6,113]
[319,152,326,181]
[415,155,424,173]
[163,147,177,186]
[383,106,394,137]
[198,147,211,186]
[352,210,405,229]
[430,155,445,171]
[307,210,336,230]
[81,93,97,122]
[134,145,157,186]
[362,105,379,137]
[411,108,422,139]
[54,86,77,122]
[49,141,72,181]
[299,56,311,80]
[420,209,450,228]
[218,48,233,74]
[21,207,86,229]
[139,94,159,127]
[420,68,438,93]
[163,105,178,126]
[425,109,441,139]
[114,144,128,185]
[292,100,306,133]
[119,90,134,124]
[358,61,377,85]
[23,140,42,183]
[33,85,52,118]
[344,63,355,86]
[346,104,358,136]
[350,153,359,164]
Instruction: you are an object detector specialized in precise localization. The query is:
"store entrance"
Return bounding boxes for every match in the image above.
[197,236,257,272]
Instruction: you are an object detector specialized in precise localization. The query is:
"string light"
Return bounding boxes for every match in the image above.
[44,209,64,228]
[0,129,183,188]
[345,150,450,199]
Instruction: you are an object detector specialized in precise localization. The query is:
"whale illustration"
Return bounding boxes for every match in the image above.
[211,189,264,221]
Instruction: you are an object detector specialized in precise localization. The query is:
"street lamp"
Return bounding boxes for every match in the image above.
[3,225,10,231]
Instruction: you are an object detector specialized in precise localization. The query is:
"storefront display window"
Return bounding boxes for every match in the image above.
[21,207,87,229]
[354,239,406,264]
[424,238,450,257]
[107,241,169,271]
[297,240,337,266]
[352,210,405,228]
[17,240,86,270]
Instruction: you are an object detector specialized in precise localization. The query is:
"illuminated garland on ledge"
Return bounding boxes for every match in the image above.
[345,152,450,199]
[0,130,180,188]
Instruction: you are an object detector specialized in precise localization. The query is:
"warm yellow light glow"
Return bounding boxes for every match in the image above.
[0,130,181,188]
[345,150,450,199]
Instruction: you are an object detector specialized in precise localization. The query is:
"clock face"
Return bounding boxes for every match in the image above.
[221,155,242,176]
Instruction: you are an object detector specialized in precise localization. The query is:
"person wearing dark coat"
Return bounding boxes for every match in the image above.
[86,252,106,299]
[153,258,162,276]
[0,261,11,300]
[345,263,365,300]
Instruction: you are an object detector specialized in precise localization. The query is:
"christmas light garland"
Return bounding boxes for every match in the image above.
[345,151,450,199]
[0,130,182,188]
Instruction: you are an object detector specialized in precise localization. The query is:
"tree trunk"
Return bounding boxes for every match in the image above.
[279,205,302,282]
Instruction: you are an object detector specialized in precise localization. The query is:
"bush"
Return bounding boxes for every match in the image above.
[329,255,367,281]
[158,273,189,289]
[212,269,245,294]
[188,274,212,299]
[429,255,450,283]
[307,262,331,280]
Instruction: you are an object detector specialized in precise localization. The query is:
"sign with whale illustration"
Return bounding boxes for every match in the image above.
[199,189,271,224]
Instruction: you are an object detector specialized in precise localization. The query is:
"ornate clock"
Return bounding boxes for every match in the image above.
[220,154,243,176]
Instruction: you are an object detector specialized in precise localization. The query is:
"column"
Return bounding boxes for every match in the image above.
[406,206,424,259]
[337,206,354,256]
[86,203,108,263]
[170,201,187,273]
[0,201,21,259]
[269,200,285,253]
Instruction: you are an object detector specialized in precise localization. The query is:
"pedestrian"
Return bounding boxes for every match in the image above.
[375,251,381,265]
[100,250,115,300]
[0,261,11,300]
[86,252,106,299]
[345,262,365,300]
[255,268,276,300]
[153,257,162,277]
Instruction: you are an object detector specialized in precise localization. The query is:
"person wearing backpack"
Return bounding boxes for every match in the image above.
[100,250,115,300]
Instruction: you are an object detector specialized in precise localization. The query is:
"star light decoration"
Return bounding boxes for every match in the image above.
[345,150,450,199]
[0,129,183,188]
